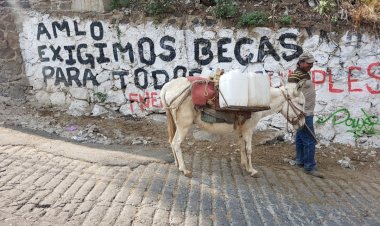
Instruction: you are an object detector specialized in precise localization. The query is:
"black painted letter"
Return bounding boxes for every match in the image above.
[279,33,303,61]
[37,23,51,40]
[152,70,169,89]
[173,65,187,78]
[66,67,82,87]
[258,36,280,62]
[113,71,129,90]
[50,45,63,62]
[159,35,176,62]
[217,38,232,63]
[42,66,54,83]
[138,37,156,65]
[94,43,111,64]
[77,44,95,68]
[194,38,213,66]
[189,68,202,76]
[64,45,77,65]
[90,22,104,41]
[37,45,49,62]
[113,43,134,63]
[55,67,69,86]
[83,69,99,86]
[52,21,70,38]
[234,37,254,66]
[134,68,148,89]
[74,21,86,36]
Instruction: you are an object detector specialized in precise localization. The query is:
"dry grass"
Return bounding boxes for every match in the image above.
[341,0,380,28]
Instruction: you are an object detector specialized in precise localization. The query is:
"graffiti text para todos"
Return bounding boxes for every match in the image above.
[36,20,303,68]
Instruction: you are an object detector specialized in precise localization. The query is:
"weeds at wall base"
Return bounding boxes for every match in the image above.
[213,0,238,19]
[108,0,379,32]
[111,0,131,10]
[238,11,268,27]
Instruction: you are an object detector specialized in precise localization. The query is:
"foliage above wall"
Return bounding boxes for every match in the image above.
[110,0,379,32]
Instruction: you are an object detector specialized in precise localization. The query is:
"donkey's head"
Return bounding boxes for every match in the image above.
[277,80,306,130]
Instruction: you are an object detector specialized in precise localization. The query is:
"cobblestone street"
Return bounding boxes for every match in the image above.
[0,127,379,225]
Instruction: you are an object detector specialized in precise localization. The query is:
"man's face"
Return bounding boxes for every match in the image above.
[299,61,314,72]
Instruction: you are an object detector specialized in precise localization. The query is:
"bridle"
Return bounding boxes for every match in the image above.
[280,88,319,143]
[281,89,305,132]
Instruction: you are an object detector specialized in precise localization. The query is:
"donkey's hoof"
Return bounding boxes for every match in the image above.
[184,170,192,177]
[251,172,260,178]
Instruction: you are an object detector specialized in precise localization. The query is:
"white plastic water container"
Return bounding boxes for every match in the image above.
[219,70,248,108]
[247,72,271,107]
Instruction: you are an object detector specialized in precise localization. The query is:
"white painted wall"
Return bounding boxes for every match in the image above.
[19,12,380,147]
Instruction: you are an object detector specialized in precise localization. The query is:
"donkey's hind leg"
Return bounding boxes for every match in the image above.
[172,147,179,167]
[239,134,248,170]
[171,124,192,177]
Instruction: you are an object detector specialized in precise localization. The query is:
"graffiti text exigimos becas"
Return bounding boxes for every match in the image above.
[316,108,380,137]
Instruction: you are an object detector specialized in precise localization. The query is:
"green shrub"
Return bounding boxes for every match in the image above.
[144,0,172,16]
[111,0,130,9]
[238,11,268,27]
[279,15,292,26]
[315,0,336,15]
[331,15,339,24]
[213,0,238,19]
[94,92,107,103]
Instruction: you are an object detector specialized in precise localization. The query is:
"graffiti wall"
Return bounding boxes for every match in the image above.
[19,12,380,147]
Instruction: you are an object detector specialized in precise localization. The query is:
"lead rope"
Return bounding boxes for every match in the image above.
[285,95,292,135]
[287,95,318,143]
[282,90,318,143]
[282,90,303,133]
[304,123,318,143]
[164,84,192,110]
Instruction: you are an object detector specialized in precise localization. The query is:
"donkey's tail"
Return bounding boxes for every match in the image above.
[165,109,176,143]
[160,88,177,144]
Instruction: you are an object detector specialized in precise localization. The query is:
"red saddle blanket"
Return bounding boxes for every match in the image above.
[187,77,216,106]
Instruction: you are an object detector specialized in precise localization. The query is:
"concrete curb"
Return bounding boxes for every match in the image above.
[0,127,164,167]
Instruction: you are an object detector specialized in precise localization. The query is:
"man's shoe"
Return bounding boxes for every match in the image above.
[296,163,304,168]
[289,160,304,168]
[304,170,324,178]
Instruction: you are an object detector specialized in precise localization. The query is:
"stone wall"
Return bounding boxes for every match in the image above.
[0,0,122,98]
[2,0,111,12]
[0,5,27,99]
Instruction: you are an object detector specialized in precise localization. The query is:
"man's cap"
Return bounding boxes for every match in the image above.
[298,52,316,63]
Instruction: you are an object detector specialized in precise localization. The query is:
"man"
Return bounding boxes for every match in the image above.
[288,52,324,178]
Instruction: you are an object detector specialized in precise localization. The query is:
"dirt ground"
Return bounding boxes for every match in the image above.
[0,99,379,182]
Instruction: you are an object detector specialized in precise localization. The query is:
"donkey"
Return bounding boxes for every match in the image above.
[160,76,306,177]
